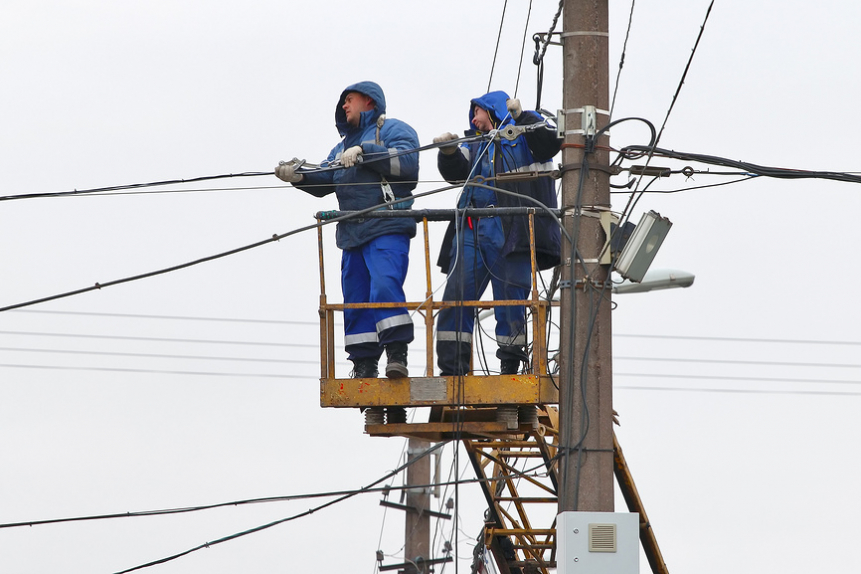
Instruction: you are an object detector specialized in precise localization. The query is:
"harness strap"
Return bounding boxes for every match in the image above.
[375,115,395,208]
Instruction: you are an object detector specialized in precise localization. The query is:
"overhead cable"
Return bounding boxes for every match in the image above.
[609,0,637,122]
[113,442,447,573]
[487,0,509,93]
[0,183,462,313]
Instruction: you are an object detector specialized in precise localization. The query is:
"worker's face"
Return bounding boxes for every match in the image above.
[472,106,494,133]
[343,92,375,127]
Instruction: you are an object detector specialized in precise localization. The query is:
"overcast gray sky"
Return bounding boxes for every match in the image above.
[2,1,860,572]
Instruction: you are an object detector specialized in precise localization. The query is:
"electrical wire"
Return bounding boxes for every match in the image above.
[533,0,563,68]
[616,385,861,398]
[112,442,447,574]
[615,355,861,369]
[615,333,861,346]
[608,0,637,122]
[0,345,326,365]
[11,308,319,325]
[622,145,861,186]
[0,182,462,314]
[0,172,271,202]
[0,362,305,379]
[487,0,509,93]
[0,329,315,348]
[610,174,758,195]
[513,0,533,98]
[651,0,715,152]
[616,372,861,386]
[0,136,486,203]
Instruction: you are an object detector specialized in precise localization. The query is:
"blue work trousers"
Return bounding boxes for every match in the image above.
[436,217,530,375]
[341,233,414,361]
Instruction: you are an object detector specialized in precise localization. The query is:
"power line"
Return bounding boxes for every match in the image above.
[487,0,509,93]
[0,478,468,531]
[12,308,318,325]
[0,182,457,314]
[0,362,304,379]
[0,329,315,348]
[0,345,332,365]
[113,442,447,574]
[609,0,636,121]
[615,356,861,369]
[651,0,715,149]
[0,172,272,202]
[615,372,861,386]
[615,333,861,346]
[616,385,861,398]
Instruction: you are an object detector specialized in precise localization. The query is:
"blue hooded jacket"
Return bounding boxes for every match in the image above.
[297,81,419,250]
[437,90,561,271]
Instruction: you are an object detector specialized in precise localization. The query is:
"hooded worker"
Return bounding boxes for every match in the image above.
[433,90,561,376]
[275,80,419,379]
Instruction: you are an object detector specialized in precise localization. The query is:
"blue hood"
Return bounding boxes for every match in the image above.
[468,90,513,131]
[335,81,387,136]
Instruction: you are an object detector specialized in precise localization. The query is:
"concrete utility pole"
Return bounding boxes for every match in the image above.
[557,0,614,513]
[404,438,431,574]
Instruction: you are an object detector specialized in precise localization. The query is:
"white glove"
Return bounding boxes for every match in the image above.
[275,161,303,183]
[506,98,522,120]
[341,145,363,168]
[433,132,459,155]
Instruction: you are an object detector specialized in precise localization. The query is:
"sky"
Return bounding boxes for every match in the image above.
[2,1,861,573]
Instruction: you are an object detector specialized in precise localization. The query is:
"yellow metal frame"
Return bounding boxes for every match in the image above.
[317,212,559,409]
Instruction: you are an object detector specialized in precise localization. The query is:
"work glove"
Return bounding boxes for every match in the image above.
[433,132,459,155]
[506,98,522,120]
[341,145,363,168]
[275,161,304,183]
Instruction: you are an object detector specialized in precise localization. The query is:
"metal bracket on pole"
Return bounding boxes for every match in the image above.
[582,105,597,137]
[599,210,620,265]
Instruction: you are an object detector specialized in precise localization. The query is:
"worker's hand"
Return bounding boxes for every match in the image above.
[275,161,303,183]
[433,132,459,155]
[506,98,522,120]
[341,145,363,168]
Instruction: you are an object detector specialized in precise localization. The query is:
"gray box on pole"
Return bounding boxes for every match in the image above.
[615,210,673,283]
[557,511,640,573]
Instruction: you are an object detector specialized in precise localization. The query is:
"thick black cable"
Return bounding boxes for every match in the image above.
[623,145,861,185]
[533,0,563,67]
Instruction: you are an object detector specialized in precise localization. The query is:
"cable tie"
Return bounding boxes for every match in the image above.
[560,31,609,38]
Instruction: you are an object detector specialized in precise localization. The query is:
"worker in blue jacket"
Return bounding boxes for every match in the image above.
[434,91,561,376]
[275,81,419,379]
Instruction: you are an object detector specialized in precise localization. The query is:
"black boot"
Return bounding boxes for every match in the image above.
[385,343,409,379]
[500,359,521,375]
[351,357,379,379]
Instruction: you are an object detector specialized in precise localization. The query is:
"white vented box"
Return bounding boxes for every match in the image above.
[557,511,639,574]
